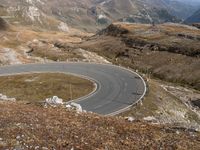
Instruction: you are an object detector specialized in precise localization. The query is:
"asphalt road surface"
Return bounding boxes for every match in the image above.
[0,62,146,115]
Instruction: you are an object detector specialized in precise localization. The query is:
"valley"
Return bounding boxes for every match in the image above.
[0,0,200,149]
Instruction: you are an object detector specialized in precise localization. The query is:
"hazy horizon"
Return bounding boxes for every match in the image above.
[176,0,200,3]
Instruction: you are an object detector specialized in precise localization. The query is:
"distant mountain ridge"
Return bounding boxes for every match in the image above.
[162,0,200,20]
[185,8,200,23]
[0,0,197,32]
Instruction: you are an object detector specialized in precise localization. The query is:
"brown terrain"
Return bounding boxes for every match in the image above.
[80,22,200,90]
[0,17,8,30]
[0,17,94,65]
[0,0,187,32]
[0,17,200,149]
[0,102,200,150]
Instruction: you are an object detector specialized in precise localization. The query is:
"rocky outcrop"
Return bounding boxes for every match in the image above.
[192,23,200,29]
[98,24,129,36]
[0,17,8,30]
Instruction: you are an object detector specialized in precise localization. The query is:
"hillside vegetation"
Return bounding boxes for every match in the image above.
[81,23,200,90]
[0,102,200,149]
[0,1,200,149]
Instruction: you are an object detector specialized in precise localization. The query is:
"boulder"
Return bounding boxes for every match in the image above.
[45,96,63,105]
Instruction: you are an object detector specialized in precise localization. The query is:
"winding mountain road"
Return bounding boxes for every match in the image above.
[0,62,146,115]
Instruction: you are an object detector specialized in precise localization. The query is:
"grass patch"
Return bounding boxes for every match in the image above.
[0,73,94,102]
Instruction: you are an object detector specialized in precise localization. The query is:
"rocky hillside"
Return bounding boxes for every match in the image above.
[185,8,200,23]
[0,0,182,32]
[81,22,200,90]
[90,0,180,25]
[99,23,200,57]
[0,102,200,149]
[0,0,70,32]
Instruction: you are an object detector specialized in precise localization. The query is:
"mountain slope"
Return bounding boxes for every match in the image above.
[0,0,71,32]
[185,8,200,23]
[0,0,180,32]
[1,102,200,149]
[163,0,200,20]
[80,23,200,90]
[93,0,179,24]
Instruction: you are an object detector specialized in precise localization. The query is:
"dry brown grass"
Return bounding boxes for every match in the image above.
[0,73,94,102]
[0,24,92,64]
[29,41,84,61]
[122,79,200,127]
[114,22,200,35]
[113,22,151,31]
[0,102,200,149]
[0,26,88,48]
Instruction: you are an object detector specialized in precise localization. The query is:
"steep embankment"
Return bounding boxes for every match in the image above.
[81,23,200,90]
